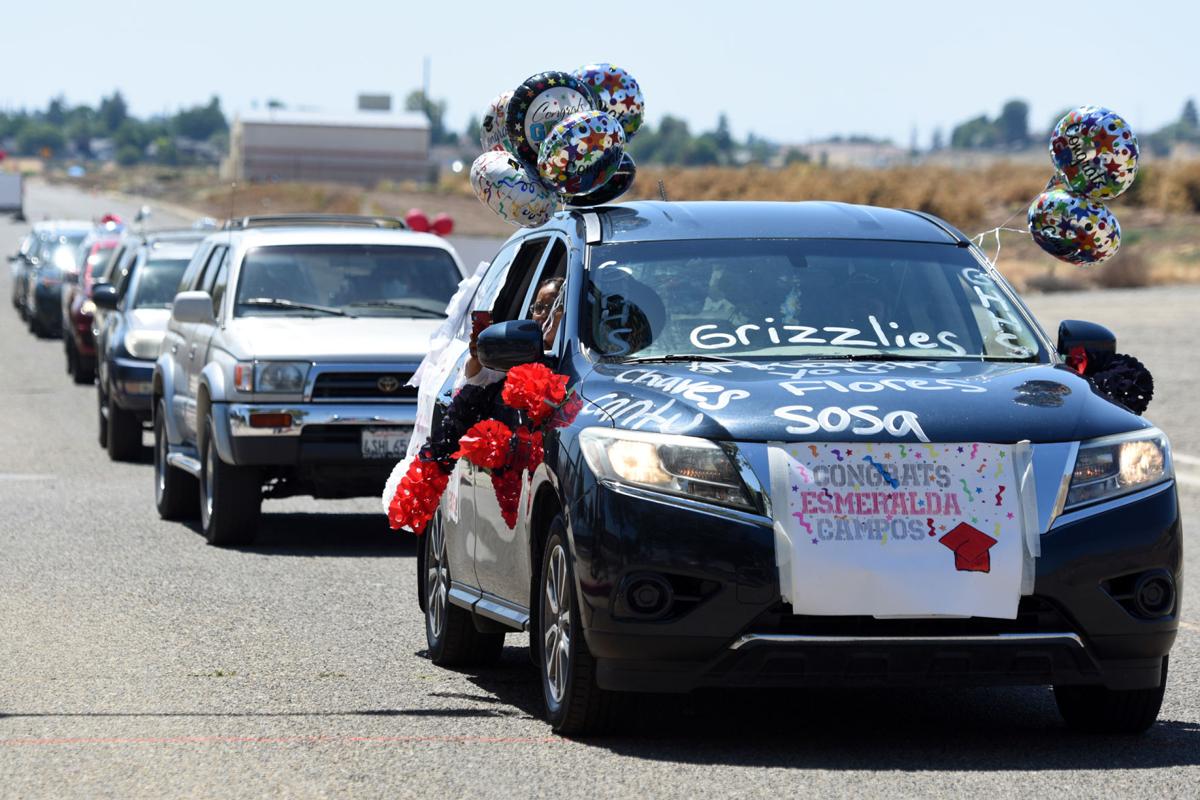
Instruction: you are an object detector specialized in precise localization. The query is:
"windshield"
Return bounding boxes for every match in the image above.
[130,258,190,309]
[84,243,118,284]
[584,239,1045,362]
[233,244,460,318]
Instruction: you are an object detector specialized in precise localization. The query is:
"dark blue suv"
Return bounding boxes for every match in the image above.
[415,201,1181,735]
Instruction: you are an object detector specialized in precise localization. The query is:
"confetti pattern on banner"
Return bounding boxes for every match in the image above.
[1028,188,1121,265]
[573,62,645,140]
[1050,106,1138,201]
[469,151,555,229]
[505,71,596,168]
[538,110,626,197]
[776,440,1025,618]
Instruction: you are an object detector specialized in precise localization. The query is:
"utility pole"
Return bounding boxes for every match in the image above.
[422,56,430,100]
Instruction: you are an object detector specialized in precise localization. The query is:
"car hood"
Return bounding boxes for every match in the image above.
[127,308,171,332]
[224,316,440,361]
[578,359,1149,444]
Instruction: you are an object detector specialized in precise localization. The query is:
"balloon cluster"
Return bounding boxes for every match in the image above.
[470,64,645,228]
[1028,106,1138,266]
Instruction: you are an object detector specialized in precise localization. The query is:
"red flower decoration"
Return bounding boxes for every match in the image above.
[452,419,514,470]
[387,459,450,535]
[550,391,583,429]
[502,363,569,426]
[513,426,545,473]
[491,468,523,529]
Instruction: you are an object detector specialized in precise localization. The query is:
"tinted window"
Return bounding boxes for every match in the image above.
[584,239,1044,361]
[233,244,461,318]
[130,258,191,309]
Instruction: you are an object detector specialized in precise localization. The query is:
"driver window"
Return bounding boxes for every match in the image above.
[492,238,549,322]
[209,257,230,318]
[519,239,568,352]
[459,241,521,340]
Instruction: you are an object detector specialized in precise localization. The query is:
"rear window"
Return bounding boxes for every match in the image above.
[130,258,191,309]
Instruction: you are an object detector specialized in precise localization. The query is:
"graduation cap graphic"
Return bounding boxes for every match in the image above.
[938,522,997,573]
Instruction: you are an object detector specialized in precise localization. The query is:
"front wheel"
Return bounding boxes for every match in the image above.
[154,400,197,520]
[1054,657,1168,734]
[538,516,620,735]
[424,511,504,666]
[199,415,261,547]
[106,386,143,462]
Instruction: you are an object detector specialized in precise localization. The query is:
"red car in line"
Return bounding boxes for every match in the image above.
[63,232,120,384]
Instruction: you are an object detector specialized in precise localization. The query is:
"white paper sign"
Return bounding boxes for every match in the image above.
[769,442,1026,619]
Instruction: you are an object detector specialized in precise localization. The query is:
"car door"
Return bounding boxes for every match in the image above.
[182,245,228,440]
[470,235,562,607]
[434,239,523,592]
[96,247,139,390]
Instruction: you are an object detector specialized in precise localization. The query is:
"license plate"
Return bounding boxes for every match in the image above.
[361,427,411,459]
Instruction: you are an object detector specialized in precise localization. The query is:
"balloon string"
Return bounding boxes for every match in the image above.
[970,226,1031,267]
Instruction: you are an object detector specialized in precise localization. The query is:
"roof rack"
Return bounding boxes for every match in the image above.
[222,214,408,231]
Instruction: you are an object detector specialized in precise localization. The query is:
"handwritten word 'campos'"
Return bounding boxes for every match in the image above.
[689,316,966,354]
[614,368,750,410]
[581,392,703,434]
[774,405,930,442]
[778,378,985,397]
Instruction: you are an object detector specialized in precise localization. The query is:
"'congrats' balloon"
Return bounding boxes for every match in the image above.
[1028,188,1121,265]
[565,153,637,206]
[1050,106,1138,201]
[479,90,513,154]
[505,71,596,168]
[538,110,625,197]
[573,63,645,140]
[470,152,555,229]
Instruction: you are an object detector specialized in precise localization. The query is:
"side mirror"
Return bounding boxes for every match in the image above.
[477,320,544,372]
[172,291,216,324]
[91,283,119,310]
[1058,319,1116,372]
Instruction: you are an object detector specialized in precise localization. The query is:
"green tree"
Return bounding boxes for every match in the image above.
[16,122,65,156]
[116,145,142,166]
[950,115,999,149]
[1181,98,1198,129]
[405,90,454,145]
[996,99,1030,146]
[173,96,227,141]
[99,91,128,134]
[683,134,721,166]
[45,95,68,126]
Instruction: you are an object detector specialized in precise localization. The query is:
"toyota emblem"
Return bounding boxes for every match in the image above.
[377,375,401,393]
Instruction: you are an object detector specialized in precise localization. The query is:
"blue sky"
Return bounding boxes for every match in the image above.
[3,0,1195,146]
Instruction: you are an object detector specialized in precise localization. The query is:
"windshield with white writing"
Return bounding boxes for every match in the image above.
[584,239,1045,361]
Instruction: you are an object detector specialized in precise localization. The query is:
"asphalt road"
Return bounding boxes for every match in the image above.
[2,182,1198,799]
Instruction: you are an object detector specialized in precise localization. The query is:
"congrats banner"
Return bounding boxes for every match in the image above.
[769,442,1031,619]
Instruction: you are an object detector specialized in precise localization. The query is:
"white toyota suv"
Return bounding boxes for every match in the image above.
[152,215,466,545]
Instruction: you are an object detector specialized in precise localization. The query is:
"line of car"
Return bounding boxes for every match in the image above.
[6,201,1185,738]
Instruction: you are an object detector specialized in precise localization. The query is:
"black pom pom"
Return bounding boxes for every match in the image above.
[1090,353,1154,415]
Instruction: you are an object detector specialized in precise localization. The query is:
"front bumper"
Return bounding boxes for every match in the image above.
[220,401,417,465]
[574,478,1181,693]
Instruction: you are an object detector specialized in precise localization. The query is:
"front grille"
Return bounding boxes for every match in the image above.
[311,371,417,401]
[765,596,1078,638]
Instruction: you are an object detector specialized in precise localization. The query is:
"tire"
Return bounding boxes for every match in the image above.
[154,400,198,520]
[68,340,95,384]
[424,511,504,666]
[106,387,143,462]
[1054,657,1168,734]
[97,385,109,449]
[199,414,261,547]
[538,516,620,735]
[64,336,73,374]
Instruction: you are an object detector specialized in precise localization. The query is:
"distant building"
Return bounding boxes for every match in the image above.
[223,110,432,185]
[783,140,908,168]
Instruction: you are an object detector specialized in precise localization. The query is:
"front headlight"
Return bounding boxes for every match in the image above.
[123,329,165,359]
[579,428,753,510]
[1065,429,1172,509]
[244,361,310,393]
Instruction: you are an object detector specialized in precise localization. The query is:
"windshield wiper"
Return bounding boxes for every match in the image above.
[816,352,1040,363]
[616,354,740,364]
[345,300,447,317]
[241,297,349,317]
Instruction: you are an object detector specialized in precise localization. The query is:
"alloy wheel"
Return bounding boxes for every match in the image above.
[542,543,571,704]
[154,415,168,506]
[425,514,448,640]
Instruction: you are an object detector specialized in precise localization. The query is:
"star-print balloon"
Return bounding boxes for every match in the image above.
[565,153,637,206]
[1050,106,1138,201]
[1028,188,1121,265]
[537,110,625,197]
[573,63,645,141]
